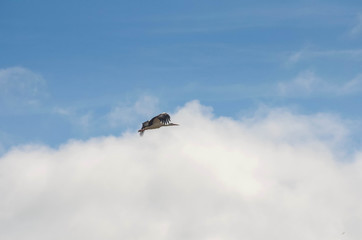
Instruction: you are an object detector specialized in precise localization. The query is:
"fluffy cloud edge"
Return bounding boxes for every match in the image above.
[0,100,362,240]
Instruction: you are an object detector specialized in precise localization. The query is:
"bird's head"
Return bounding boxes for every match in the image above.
[142,120,150,128]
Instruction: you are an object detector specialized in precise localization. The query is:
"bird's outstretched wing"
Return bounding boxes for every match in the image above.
[150,113,171,125]
[157,113,171,124]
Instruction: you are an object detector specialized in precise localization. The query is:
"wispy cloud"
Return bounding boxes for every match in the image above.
[149,4,354,35]
[53,106,94,130]
[107,95,159,127]
[52,95,160,133]
[350,13,362,36]
[0,67,47,109]
[0,101,361,239]
[286,49,305,66]
[278,70,322,95]
[341,74,362,94]
[285,48,362,66]
[278,70,362,96]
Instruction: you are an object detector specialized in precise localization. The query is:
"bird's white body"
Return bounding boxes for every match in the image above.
[142,118,163,130]
[138,113,178,136]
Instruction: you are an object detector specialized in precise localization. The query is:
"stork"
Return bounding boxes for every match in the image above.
[138,113,179,136]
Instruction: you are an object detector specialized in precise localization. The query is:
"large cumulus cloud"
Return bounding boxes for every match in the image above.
[1,101,361,240]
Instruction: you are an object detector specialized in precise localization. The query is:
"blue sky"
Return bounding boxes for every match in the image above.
[1,0,362,151]
[2,1,362,239]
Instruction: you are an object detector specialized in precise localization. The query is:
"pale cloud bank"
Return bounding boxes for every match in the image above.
[1,101,361,240]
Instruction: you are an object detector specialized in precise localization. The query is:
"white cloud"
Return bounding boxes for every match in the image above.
[107,95,160,127]
[1,100,361,240]
[278,70,362,96]
[0,67,47,108]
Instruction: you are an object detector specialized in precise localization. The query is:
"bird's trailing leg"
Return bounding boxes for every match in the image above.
[138,129,145,136]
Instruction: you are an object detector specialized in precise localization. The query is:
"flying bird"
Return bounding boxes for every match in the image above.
[138,113,179,136]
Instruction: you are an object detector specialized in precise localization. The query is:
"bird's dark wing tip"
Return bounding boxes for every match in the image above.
[158,113,171,124]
